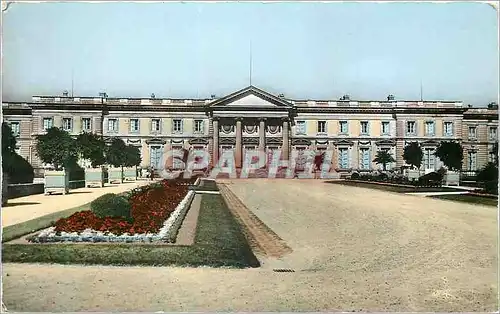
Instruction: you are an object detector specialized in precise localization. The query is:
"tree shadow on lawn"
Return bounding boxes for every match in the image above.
[429,193,498,207]
[2,192,261,268]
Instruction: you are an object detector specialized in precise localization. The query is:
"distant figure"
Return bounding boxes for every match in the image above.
[150,167,155,180]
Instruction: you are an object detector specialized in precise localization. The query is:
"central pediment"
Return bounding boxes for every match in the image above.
[209,85,293,109]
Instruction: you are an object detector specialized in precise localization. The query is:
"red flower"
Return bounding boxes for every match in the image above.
[53,178,195,236]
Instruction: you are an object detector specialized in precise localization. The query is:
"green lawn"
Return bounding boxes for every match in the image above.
[2,203,92,243]
[429,194,498,207]
[328,180,463,194]
[2,184,260,268]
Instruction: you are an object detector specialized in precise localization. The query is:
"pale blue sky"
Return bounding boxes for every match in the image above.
[2,1,498,105]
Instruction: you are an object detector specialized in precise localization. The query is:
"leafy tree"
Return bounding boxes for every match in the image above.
[373,150,396,171]
[2,122,17,173]
[476,162,498,194]
[76,132,106,168]
[492,142,498,166]
[434,141,464,171]
[35,127,78,170]
[104,138,127,167]
[2,122,16,156]
[2,123,34,183]
[402,142,423,169]
[123,145,141,167]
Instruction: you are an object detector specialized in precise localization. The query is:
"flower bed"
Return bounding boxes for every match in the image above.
[29,178,199,243]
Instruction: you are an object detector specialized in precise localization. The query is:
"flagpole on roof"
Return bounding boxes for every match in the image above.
[249,40,253,86]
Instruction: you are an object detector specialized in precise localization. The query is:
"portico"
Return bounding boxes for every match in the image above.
[207,86,295,168]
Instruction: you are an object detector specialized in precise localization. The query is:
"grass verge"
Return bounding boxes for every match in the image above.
[2,191,130,243]
[194,179,219,192]
[428,193,498,207]
[2,203,91,243]
[2,185,260,268]
[327,180,463,193]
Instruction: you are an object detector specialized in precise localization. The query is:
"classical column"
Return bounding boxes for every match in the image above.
[259,118,266,152]
[212,118,219,166]
[235,118,242,168]
[282,118,290,161]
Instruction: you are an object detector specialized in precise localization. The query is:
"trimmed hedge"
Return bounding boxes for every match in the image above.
[417,171,443,187]
[351,171,445,188]
[90,193,132,219]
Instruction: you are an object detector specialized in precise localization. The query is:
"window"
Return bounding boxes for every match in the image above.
[172,119,182,133]
[425,121,435,136]
[423,148,435,170]
[467,151,477,171]
[295,121,306,135]
[381,121,390,135]
[82,118,92,131]
[317,121,327,133]
[444,121,453,136]
[468,126,477,139]
[406,121,416,135]
[338,148,349,169]
[43,117,53,131]
[359,148,370,170]
[360,121,369,135]
[339,121,348,134]
[130,119,140,133]
[489,127,497,140]
[62,118,73,132]
[107,119,118,132]
[9,121,20,137]
[150,145,163,170]
[151,119,161,132]
[194,120,204,133]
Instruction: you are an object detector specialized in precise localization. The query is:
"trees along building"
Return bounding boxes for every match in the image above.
[2,85,498,177]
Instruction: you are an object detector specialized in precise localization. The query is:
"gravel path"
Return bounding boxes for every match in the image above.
[1,181,151,227]
[3,179,497,311]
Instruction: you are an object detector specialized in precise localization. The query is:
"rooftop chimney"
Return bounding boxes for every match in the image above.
[151,93,156,99]
[211,94,216,99]
[340,94,350,101]
[487,102,498,109]
[278,93,285,98]
[387,94,395,101]
[62,90,69,97]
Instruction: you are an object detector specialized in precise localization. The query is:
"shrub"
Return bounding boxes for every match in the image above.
[417,171,443,187]
[2,152,34,184]
[477,162,498,195]
[483,181,498,195]
[90,193,132,219]
[351,172,360,179]
[376,173,389,182]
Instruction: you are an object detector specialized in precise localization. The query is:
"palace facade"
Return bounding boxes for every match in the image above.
[2,86,498,176]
